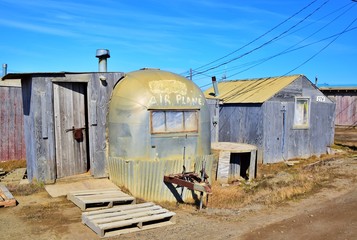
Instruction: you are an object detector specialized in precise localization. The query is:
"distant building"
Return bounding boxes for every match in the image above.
[0,78,25,162]
[319,85,357,147]
[319,86,357,127]
[205,74,335,163]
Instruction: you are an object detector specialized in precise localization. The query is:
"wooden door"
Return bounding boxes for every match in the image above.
[53,82,88,178]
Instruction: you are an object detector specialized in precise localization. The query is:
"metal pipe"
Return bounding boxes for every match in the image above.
[95,49,110,72]
[212,76,219,97]
[2,63,7,77]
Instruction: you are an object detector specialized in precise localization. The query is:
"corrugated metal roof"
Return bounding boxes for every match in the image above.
[204,74,302,103]
[319,86,357,91]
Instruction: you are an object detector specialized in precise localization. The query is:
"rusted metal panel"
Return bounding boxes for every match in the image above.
[0,85,26,162]
[108,155,213,202]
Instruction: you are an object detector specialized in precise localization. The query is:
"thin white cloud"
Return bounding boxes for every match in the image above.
[0,18,80,37]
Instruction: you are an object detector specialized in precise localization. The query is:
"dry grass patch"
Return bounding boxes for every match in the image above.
[0,159,26,172]
[207,155,345,209]
[6,182,45,196]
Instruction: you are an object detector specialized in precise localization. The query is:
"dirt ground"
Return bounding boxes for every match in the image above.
[1,154,356,240]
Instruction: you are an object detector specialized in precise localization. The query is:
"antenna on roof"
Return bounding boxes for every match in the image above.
[315,75,318,85]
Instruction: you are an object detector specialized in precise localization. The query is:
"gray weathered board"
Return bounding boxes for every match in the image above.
[82,202,176,238]
[67,188,135,211]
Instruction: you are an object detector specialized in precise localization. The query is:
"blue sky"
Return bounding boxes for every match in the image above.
[0,0,356,88]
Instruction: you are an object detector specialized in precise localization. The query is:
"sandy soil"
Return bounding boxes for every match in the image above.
[0,156,356,240]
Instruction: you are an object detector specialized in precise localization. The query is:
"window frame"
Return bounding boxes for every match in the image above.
[150,110,199,134]
[293,97,311,129]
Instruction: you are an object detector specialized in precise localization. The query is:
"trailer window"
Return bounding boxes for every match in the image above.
[151,110,198,133]
[293,97,310,129]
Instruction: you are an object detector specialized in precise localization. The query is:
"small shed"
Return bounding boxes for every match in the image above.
[205,74,336,163]
[0,78,26,162]
[3,71,124,182]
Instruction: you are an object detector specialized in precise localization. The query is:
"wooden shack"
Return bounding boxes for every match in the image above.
[3,72,123,182]
[319,86,357,147]
[0,78,26,162]
[205,74,336,163]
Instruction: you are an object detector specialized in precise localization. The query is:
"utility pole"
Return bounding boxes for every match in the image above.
[189,68,192,81]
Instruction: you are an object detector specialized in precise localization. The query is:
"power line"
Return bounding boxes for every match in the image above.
[191,0,330,77]
[215,19,357,102]
[191,0,320,73]
[283,16,357,76]
[226,4,356,79]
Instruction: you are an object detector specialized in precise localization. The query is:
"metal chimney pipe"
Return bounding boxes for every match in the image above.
[2,63,7,77]
[212,76,219,97]
[95,49,110,72]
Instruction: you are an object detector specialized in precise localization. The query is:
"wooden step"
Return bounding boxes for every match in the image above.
[67,188,135,211]
[82,202,176,237]
[0,184,16,207]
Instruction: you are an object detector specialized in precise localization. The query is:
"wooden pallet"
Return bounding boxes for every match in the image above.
[82,202,176,238]
[0,168,26,183]
[0,184,16,207]
[67,188,135,211]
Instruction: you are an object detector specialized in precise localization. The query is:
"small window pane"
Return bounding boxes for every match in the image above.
[294,98,309,127]
[166,112,183,132]
[151,110,198,134]
[184,111,197,131]
[152,111,165,132]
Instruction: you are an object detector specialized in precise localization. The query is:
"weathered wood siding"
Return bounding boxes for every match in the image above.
[262,77,335,163]
[322,91,357,126]
[21,73,124,182]
[88,73,124,178]
[218,103,264,162]
[262,101,335,163]
[53,82,88,178]
[22,76,56,182]
[0,85,26,162]
[215,76,335,164]
[206,99,220,142]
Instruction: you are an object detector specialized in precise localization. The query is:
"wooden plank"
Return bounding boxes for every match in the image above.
[0,184,16,207]
[67,189,135,211]
[249,150,256,181]
[84,206,161,222]
[82,202,176,237]
[68,188,121,195]
[88,73,124,178]
[82,202,154,217]
[40,92,48,139]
